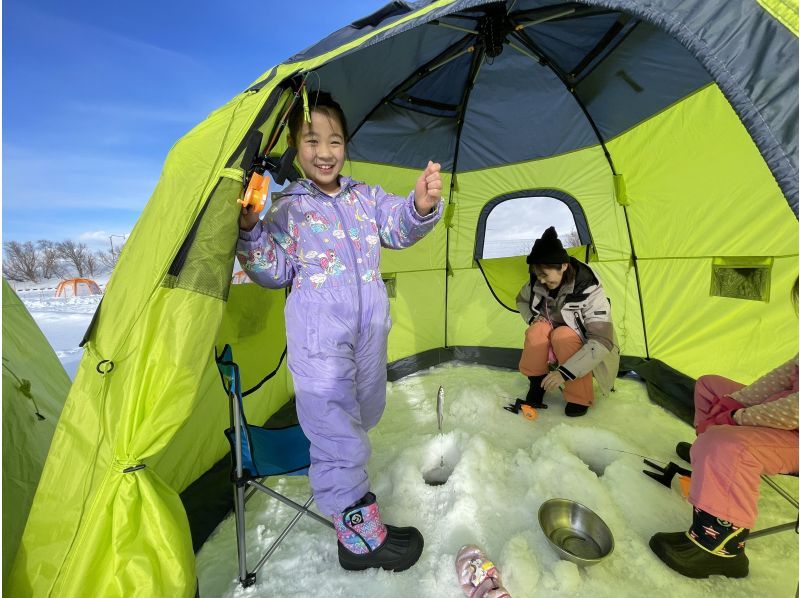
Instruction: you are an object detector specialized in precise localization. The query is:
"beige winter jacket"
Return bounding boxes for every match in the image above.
[516,258,619,395]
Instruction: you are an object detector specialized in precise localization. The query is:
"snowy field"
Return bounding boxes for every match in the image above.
[14,278,106,379]
[196,364,798,598]
[14,286,798,597]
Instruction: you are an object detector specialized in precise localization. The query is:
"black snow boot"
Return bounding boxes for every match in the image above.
[333,492,424,572]
[649,506,749,579]
[505,376,547,413]
[675,441,692,463]
[564,402,588,417]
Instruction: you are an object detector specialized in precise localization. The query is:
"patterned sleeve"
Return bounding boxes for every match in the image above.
[235,203,295,288]
[372,184,443,249]
[734,393,798,430]
[730,356,799,406]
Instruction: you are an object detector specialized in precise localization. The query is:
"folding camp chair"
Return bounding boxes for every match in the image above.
[216,345,333,588]
[748,474,799,540]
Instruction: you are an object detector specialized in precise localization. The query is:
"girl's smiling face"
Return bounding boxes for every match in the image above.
[293,109,346,195]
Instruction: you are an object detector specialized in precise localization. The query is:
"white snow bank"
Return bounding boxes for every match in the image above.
[197,364,798,597]
[19,292,102,379]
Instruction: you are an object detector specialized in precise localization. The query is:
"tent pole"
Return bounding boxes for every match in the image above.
[446,45,486,349]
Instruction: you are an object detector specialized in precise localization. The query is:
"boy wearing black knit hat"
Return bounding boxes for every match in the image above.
[505,227,619,416]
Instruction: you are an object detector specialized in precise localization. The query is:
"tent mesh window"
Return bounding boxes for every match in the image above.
[710,258,773,302]
[163,177,241,300]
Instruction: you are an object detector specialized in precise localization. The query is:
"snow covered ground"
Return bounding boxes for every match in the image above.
[196,364,798,598]
[14,276,107,379]
[13,286,798,597]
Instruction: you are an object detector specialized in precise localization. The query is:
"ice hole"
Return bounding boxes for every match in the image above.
[421,435,462,486]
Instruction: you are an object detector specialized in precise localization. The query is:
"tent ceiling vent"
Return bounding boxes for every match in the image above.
[478,4,513,58]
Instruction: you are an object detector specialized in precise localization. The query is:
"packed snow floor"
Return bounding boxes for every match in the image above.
[196,363,798,598]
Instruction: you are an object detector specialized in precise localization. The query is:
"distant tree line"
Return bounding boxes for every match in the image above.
[2,240,121,283]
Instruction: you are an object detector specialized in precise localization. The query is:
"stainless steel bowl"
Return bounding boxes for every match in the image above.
[538,498,614,566]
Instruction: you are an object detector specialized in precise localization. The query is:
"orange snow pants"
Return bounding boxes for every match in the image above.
[518,320,594,406]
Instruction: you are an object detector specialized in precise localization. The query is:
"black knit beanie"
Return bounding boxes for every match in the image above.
[526,226,569,264]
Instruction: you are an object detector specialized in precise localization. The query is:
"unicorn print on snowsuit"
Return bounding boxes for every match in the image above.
[305,210,330,233]
[320,249,346,276]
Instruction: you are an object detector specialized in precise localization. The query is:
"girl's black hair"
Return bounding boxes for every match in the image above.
[287,90,348,145]
[792,276,799,313]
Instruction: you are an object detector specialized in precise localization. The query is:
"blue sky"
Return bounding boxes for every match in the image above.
[3,0,386,249]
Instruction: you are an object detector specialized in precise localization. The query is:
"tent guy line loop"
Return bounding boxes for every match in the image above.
[95,360,115,375]
[2,360,46,420]
[122,464,147,474]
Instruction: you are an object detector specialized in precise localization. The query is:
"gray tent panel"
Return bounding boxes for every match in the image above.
[399,50,474,115]
[349,102,458,170]
[525,12,626,75]
[580,0,798,211]
[458,48,597,171]
[313,24,466,136]
[577,22,711,141]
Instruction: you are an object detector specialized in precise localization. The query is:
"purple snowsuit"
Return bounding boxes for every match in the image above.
[237,176,442,515]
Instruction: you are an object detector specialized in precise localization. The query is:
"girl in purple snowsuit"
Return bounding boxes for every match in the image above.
[237,91,443,572]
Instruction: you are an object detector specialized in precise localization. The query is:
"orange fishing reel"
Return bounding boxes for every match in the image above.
[238,171,270,213]
[520,404,538,421]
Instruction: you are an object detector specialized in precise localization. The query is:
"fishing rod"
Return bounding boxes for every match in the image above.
[238,74,310,213]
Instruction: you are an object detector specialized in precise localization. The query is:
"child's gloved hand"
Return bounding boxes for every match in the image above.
[696,395,743,434]
[414,160,442,215]
[697,406,740,434]
[542,370,566,392]
[239,204,260,232]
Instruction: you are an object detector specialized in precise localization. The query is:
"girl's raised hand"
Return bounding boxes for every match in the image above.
[239,204,261,232]
[414,160,442,215]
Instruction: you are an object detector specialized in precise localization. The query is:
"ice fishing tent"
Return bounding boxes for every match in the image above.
[11,1,797,596]
[2,279,70,592]
[54,278,102,298]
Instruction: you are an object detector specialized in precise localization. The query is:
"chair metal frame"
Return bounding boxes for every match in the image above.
[217,345,333,588]
[748,474,798,540]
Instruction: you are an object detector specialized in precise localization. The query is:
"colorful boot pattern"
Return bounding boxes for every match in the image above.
[687,506,750,556]
[333,492,388,555]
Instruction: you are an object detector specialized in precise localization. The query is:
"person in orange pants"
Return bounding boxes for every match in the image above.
[506,227,619,417]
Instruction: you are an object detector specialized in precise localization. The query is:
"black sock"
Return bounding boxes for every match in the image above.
[687,506,749,555]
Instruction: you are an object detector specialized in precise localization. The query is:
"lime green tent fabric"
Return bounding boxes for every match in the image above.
[10,1,797,596]
[606,84,798,380]
[2,279,70,592]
